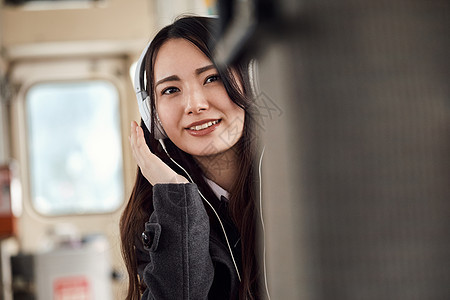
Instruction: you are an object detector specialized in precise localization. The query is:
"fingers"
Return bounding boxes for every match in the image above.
[129,120,142,152]
[129,121,139,158]
[129,121,189,185]
[130,121,151,170]
[129,121,140,166]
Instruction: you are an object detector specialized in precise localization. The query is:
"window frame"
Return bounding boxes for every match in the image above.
[23,78,126,217]
[9,56,135,222]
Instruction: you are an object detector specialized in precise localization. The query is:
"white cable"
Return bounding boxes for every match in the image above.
[258,146,271,299]
[197,188,242,282]
[159,139,242,282]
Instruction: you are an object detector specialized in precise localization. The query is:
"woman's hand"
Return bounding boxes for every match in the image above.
[129,121,189,185]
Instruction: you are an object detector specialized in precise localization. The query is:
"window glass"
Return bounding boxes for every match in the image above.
[26,80,124,215]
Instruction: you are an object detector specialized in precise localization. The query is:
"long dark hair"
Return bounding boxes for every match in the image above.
[120,15,262,299]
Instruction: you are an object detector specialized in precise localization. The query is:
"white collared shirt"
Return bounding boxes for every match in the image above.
[204,177,229,201]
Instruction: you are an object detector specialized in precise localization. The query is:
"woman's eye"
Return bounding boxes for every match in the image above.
[205,74,220,84]
[161,87,179,95]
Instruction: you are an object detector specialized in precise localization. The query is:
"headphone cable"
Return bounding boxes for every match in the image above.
[258,146,271,299]
[158,139,242,282]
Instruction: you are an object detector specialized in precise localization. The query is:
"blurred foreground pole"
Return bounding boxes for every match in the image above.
[216,0,450,299]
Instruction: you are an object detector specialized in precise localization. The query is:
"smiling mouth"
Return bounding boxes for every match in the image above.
[188,119,221,131]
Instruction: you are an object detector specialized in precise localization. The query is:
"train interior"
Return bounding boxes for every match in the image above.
[1,0,450,299]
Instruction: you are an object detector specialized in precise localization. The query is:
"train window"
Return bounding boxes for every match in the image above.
[25,80,124,216]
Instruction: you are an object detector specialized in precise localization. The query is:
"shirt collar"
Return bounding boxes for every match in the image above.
[204,177,229,201]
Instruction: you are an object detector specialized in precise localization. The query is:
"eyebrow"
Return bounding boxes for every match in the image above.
[155,64,216,88]
[155,75,180,88]
[195,64,216,75]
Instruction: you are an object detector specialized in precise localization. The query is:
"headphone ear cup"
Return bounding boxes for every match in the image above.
[138,94,168,140]
[134,41,168,140]
[137,94,152,132]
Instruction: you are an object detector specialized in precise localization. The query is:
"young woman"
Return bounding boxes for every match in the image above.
[120,16,264,299]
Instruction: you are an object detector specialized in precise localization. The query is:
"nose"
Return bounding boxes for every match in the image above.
[184,85,209,114]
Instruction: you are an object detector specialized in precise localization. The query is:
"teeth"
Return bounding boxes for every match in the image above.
[190,120,219,131]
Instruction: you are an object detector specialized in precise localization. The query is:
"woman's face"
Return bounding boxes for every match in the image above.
[153,38,245,158]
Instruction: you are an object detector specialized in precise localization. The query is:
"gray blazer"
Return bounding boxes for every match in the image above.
[136,183,240,299]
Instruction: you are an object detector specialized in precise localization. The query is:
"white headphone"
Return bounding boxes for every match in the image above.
[134,41,167,140]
